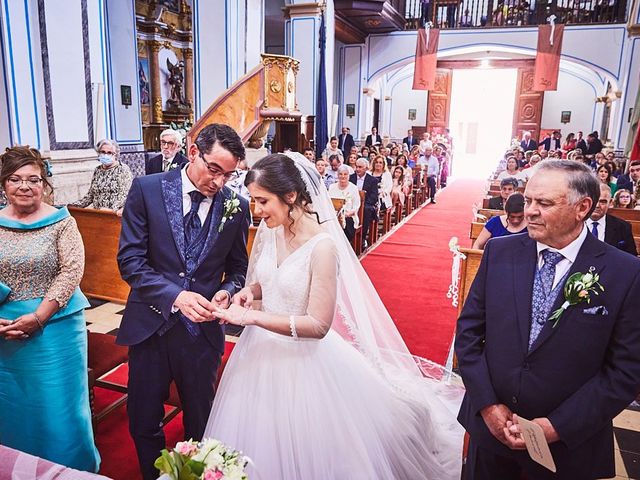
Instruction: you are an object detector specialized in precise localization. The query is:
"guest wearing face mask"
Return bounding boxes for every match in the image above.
[70,139,133,216]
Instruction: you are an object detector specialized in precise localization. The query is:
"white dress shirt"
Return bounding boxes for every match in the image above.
[536,225,588,289]
[356,174,366,190]
[181,166,213,224]
[585,217,606,242]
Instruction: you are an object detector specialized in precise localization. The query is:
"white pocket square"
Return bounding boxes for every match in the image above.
[583,305,608,315]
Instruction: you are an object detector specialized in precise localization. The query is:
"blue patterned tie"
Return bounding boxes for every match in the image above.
[591,221,599,239]
[184,191,205,246]
[528,250,565,350]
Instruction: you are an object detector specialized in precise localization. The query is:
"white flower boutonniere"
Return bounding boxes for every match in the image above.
[169,162,180,170]
[219,193,241,233]
[549,266,604,327]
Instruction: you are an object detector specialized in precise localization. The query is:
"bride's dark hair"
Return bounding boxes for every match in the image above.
[245,153,319,235]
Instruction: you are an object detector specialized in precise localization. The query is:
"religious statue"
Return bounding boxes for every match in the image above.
[166,58,185,107]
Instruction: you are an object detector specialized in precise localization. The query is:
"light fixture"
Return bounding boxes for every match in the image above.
[478,59,491,69]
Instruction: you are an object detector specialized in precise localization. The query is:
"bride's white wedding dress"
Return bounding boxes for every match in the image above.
[204,226,464,479]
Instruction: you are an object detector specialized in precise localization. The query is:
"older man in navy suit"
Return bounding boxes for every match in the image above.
[456,160,640,479]
[117,124,250,480]
[350,158,379,249]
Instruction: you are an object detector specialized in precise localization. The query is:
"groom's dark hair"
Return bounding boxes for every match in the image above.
[194,123,245,161]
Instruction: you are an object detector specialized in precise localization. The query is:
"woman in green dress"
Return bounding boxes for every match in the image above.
[0,146,100,472]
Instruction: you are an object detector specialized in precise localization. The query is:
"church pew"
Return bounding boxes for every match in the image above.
[477,208,503,221]
[69,207,130,304]
[469,222,484,243]
[70,207,260,304]
[609,208,640,223]
[456,248,484,317]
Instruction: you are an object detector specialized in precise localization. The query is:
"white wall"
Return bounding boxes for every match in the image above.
[337,44,365,138]
[0,10,12,150]
[541,69,601,136]
[193,0,265,118]
[105,0,142,145]
[87,0,110,142]
[385,73,427,139]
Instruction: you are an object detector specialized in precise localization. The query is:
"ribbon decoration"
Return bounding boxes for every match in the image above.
[548,14,557,46]
[447,237,467,308]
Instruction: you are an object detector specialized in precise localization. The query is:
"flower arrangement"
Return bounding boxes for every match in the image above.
[548,267,604,327]
[219,192,241,233]
[155,438,249,480]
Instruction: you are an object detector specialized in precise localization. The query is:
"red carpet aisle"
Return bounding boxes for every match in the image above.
[361,178,486,365]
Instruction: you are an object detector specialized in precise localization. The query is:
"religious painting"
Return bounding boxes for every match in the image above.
[346,104,355,118]
[560,111,571,124]
[138,59,150,106]
[408,109,417,121]
[158,0,180,13]
[121,85,132,107]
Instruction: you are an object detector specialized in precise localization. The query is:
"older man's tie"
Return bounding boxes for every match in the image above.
[529,250,564,350]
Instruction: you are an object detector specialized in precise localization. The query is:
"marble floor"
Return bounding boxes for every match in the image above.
[85,299,640,479]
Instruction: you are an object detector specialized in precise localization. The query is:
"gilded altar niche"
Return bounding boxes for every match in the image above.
[135,0,194,151]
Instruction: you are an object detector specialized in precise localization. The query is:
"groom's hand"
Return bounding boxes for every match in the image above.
[480,403,513,446]
[211,290,231,313]
[174,291,215,322]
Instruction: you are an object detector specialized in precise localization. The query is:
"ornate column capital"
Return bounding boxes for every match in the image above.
[183,48,193,60]
[283,2,323,19]
[149,40,164,53]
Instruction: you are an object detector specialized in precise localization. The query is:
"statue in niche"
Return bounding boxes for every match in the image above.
[166,58,190,112]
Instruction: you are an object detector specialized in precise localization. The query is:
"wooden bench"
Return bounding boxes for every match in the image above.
[456,248,484,316]
[69,207,130,304]
[469,222,485,243]
[477,208,504,221]
[609,208,640,222]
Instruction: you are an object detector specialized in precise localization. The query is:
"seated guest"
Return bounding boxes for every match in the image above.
[328,165,360,241]
[0,146,100,471]
[70,139,132,216]
[350,158,379,249]
[407,145,421,167]
[472,193,528,250]
[360,146,370,158]
[612,189,635,209]
[346,152,358,170]
[488,177,518,210]
[562,132,577,155]
[322,136,344,162]
[496,156,521,183]
[391,165,410,206]
[315,158,334,189]
[586,182,637,256]
[396,154,414,181]
[606,160,620,179]
[303,147,315,163]
[419,132,432,154]
[370,155,393,211]
[617,160,640,195]
[145,129,188,174]
[540,130,561,151]
[596,164,617,196]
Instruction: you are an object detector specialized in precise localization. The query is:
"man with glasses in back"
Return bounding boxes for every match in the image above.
[118,123,250,480]
[145,128,189,175]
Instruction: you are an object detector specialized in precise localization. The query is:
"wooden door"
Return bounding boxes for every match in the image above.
[426,68,452,134]
[512,67,544,142]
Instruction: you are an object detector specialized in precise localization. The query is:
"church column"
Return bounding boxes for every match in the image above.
[284,1,335,120]
[183,48,194,119]
[148,40,164,124]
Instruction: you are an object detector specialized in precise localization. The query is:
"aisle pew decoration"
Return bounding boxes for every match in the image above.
[447,237,467,308]
[155,438,249,480]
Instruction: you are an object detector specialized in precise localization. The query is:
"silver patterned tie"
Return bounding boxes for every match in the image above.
[528,250,565,350]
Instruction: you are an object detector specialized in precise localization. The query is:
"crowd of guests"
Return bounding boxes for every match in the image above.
[475,130,639,256]
[310,127,453,248]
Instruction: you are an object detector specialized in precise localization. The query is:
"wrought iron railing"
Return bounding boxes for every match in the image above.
[404,0,627,29]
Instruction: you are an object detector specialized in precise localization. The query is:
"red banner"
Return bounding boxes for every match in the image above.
[533,24,564,91]
[413,28,440,91]
[631,120,640,161]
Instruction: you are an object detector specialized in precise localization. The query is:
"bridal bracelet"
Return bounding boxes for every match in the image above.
[289,315,298,339]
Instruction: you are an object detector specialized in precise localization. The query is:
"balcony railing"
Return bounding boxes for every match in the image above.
[404,0,627,29]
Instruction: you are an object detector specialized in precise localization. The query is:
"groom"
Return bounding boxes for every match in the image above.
[117,123,250,480]
[456,160,640,479]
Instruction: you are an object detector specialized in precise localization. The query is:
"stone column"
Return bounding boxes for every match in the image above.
[148,40,164,124]
[183,48,194,115]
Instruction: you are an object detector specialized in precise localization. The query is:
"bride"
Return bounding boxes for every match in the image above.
[205,152,464,479]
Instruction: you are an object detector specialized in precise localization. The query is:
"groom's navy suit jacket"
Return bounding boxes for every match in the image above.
[117,167,250,353]
[456,232,640,477]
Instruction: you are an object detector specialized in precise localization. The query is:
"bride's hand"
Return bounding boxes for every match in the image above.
[232,287,254,309]
[213,303,251,326]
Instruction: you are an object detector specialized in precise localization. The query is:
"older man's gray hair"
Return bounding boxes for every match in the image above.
[336,165,351,175]
[160,128,182,144]
[536,159,600,217]
[355,158,368,168]
[95,138,120,157]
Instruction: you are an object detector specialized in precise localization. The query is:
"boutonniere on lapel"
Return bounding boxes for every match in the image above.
[549,267,604,327]
[219,192,241,233]
[169,162,180,170]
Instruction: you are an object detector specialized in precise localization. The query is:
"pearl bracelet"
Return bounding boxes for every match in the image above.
[33,312,44,330]
[289,315,298,339]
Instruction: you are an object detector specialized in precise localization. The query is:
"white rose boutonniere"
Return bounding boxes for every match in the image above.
[549,266,604,327]
[219,192,241,233]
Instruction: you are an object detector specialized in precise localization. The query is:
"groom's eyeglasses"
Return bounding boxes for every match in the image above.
[199,153,239,181]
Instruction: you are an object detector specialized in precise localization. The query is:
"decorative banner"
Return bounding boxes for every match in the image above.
[413,26,440,91]
[533,22,564,91]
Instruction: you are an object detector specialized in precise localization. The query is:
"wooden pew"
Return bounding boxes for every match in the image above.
[477,208,503,221]
[456,248,484,316]
[469,222,485,244]
[609,208,640,222]
[71,207,260,304]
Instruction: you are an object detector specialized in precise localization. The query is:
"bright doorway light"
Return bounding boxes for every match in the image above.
[449,68,517,179]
